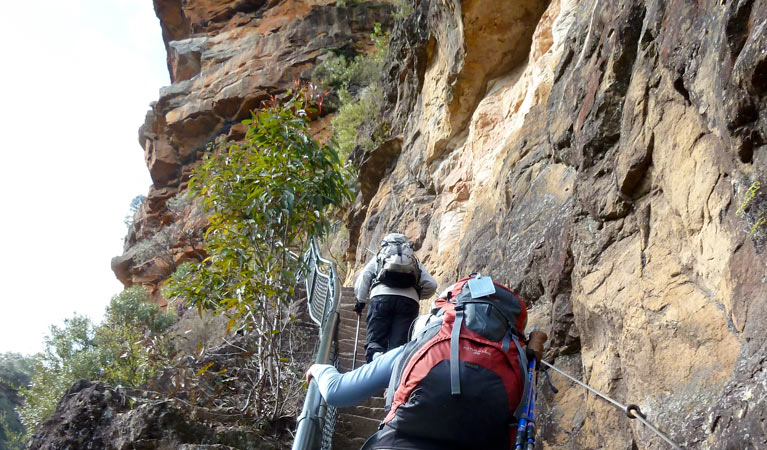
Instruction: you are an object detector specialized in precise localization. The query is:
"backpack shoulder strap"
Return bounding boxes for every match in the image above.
[511,334,530,422]
[450,303,465,396]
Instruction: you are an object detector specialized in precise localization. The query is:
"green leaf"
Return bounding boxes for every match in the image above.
[225,316,237,335]
[196,361,215,377]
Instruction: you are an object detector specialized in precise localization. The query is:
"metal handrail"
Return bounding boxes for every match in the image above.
[292,238,342,450]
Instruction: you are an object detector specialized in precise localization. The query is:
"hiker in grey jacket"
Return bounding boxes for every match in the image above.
[354,233,437,363]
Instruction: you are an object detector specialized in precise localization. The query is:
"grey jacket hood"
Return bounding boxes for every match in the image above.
[381,233,409,244]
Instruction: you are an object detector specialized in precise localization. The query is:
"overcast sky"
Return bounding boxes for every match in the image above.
[0,0,169,355]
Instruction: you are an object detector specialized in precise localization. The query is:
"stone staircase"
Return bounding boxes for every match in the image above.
[330,287,386,450]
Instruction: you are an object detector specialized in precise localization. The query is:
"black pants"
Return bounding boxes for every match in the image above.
[365,295,419,363]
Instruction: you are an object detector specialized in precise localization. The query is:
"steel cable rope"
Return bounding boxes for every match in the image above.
[541,360,682,450]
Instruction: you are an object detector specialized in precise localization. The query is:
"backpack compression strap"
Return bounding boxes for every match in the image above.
[450,305,465,396]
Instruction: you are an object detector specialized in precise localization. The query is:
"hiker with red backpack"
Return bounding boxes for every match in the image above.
[308,274,547,450]
[354,233,437,363]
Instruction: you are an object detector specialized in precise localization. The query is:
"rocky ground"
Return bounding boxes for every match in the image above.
[26,302,316,450]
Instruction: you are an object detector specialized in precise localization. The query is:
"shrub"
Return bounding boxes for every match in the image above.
[124,194,146,228]
[331,83,385,160]
[0,411,26,450]
[132,192,205,278]
[336,0,362,6]
[168,302,229,357]
[0,354,34,390]
[0,353,34,449]
[392,0,414,19]
[96,286,177,387]
[166,191,193,215]
[163,89,352,421]
[18,315,100,430]
[737,180,767,249]
[313,53,355,90]
[18,287,176,432]
[314,23,390,161]
[132,227,177,270]
[336,0,413,19]
[315,23,388,91]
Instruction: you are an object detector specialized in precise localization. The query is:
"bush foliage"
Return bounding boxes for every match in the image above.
[314,23,390,161]
[0,353,34,449]
[132,192,205,279]
[124,194,146,228]
[737,180,767,251]
[17,287,176,433]
[336,0,413,18]
[332,84,386,163]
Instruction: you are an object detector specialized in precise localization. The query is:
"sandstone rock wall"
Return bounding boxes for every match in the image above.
[343,0,766,448]
[114,0,766,448]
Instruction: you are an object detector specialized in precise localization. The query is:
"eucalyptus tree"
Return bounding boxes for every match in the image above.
[165,90,351,421]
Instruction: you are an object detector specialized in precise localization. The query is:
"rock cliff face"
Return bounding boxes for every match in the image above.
[347,0,766,448]
[110,0,766,448]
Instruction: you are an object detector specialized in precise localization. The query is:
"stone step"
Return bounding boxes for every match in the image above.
[336,349,362,358]
[351,395,386,409]
[338,321,366,335]
[336,334,364,345]
[337,349,365,364]
[337,330,366,345]
[341,404,386,419]
[335,413,382,439]
[330,433,369,450]
[338,337,365,350]
[338,307,365,325]
[336,356,364,372]
[337,323,366,336]
[336,350,370,365]
[338,333,365,345]
[340,286,355,296]
[338,300,357,309]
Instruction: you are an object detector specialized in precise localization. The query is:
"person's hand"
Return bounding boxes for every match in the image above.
[527,330,548,362]
[305,365,316,387]
[354,300,365,316]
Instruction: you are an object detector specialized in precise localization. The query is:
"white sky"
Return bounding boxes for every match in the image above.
[0,0,169,355]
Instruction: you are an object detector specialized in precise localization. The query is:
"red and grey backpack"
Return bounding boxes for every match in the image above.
[381,275,530,449]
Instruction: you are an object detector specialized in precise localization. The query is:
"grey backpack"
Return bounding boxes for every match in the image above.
[374,238,420,289]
